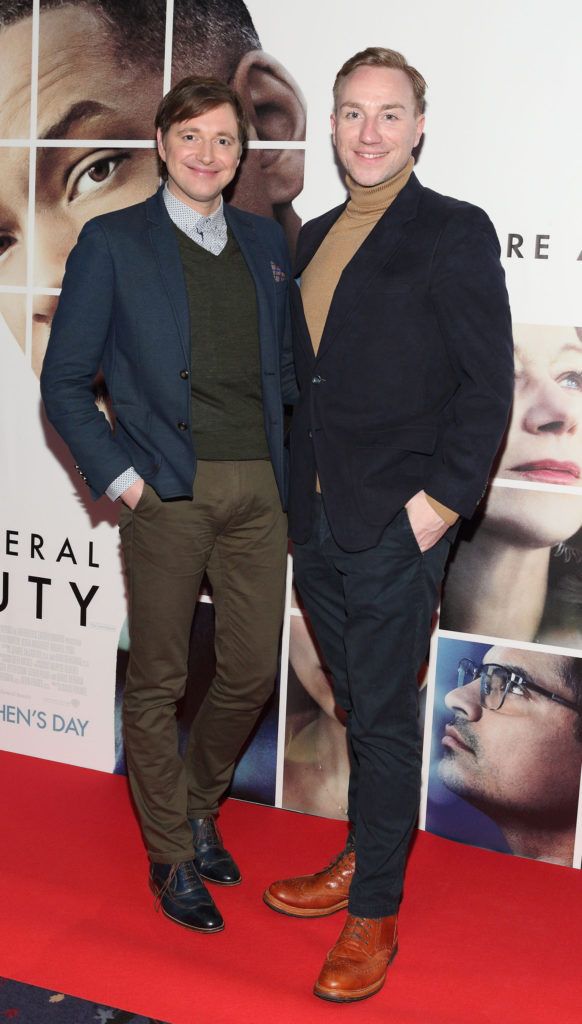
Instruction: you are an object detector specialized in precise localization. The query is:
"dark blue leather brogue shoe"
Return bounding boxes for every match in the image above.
[150,859,224,932]
[190,815,242,886]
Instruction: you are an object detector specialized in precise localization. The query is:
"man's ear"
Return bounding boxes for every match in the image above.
[232,50,306,205]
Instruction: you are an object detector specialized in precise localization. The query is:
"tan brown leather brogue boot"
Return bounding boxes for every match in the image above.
[263,847,355,917]
[313,913,398,1002]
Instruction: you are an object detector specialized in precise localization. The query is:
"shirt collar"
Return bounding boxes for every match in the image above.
[162,184,227,239]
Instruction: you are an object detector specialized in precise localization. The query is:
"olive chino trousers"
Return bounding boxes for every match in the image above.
[119,459,287,864]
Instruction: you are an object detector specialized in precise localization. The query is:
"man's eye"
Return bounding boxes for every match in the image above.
[345,111,360,120]
[69,153,130,200]
[216,137,231,145]
[0,233,17,260]
[507,679,528,698]
[558,371,582,391]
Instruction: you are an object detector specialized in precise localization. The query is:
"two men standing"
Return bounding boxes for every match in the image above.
[42,46,513,1005]
[264,47,513,1002]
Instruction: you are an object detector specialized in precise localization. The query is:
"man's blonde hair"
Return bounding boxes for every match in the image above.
[333,47,427,115]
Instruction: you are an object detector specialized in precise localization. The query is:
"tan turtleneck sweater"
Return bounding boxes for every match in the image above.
[301,158,457,525]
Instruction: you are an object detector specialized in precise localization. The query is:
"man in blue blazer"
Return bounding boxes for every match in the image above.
[264,48,514,1001]
[41,77,296,934]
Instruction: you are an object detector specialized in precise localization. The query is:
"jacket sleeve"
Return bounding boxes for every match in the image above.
[425,206,514,517]
[40,219,133,498]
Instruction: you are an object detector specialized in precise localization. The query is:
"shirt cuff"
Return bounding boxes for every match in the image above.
[425,493,460,526]
[106,467,140,502]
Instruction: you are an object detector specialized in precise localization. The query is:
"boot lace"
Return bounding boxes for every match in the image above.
[342,915,373,947]
[152,860,200,910]
[319,834,355,876]
[196,815,221,847]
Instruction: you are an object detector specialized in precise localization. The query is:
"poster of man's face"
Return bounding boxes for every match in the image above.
[426,637,582,866]
[0,0,305,375]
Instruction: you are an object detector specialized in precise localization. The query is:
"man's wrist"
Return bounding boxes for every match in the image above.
[424,492,459,526]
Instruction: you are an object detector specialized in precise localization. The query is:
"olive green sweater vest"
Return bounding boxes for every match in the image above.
[174,226,269,461]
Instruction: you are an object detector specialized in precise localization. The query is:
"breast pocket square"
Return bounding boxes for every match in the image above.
[270,260,287,282]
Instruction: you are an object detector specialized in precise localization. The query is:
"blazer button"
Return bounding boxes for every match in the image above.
[179,369,189,380]
[311,374,326,384]
[177,421,188,431]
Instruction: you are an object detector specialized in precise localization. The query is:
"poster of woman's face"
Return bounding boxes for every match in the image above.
[496,324,582,489]
[441,481,582,647]
[440,323,582,649]
[426,636,582,867]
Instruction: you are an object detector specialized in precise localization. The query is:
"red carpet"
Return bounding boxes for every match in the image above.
[0,750,580,1024]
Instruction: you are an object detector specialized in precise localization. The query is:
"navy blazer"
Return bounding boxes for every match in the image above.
[288,174,514,551]
[41,187,296,506]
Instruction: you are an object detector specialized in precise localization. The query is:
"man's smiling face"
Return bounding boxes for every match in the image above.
[331,65,424,188]
[156,104,241,215]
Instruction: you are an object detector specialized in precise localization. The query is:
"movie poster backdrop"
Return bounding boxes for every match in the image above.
[0,0,305,792]
[1,0,581,868]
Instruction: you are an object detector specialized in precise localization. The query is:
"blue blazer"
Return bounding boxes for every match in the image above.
[288,174,514,550]
[41,187,297,506]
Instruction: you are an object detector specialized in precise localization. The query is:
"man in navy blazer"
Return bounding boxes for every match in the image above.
[264,48,514,1001]
[41,77,296,934]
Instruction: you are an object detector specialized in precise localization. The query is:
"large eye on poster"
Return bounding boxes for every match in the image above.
[33,146,159,376]
[0,146,28,322]
[426,637,582,867]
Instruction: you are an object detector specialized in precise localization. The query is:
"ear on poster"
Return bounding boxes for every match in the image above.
[232,50,306,205]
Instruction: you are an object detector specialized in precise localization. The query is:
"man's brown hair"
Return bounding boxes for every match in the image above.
[155,75,249,157]
[333,47,427,115]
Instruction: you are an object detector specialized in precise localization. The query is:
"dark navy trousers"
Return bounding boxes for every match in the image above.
[293,494,452,917]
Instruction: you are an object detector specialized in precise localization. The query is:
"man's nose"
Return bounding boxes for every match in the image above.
[523,379,578,436]
[198,140,214,164]
[444,680,482,721]
[359,116,383,145]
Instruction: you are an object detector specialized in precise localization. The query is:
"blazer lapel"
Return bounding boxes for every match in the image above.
[146,187,190,366]
[317,174,423,360]
[295,203,346,278]
[290,204,346,364]
[225,205,277,373]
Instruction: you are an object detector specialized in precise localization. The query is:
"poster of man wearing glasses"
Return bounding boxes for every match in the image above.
[425,637,582,867]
